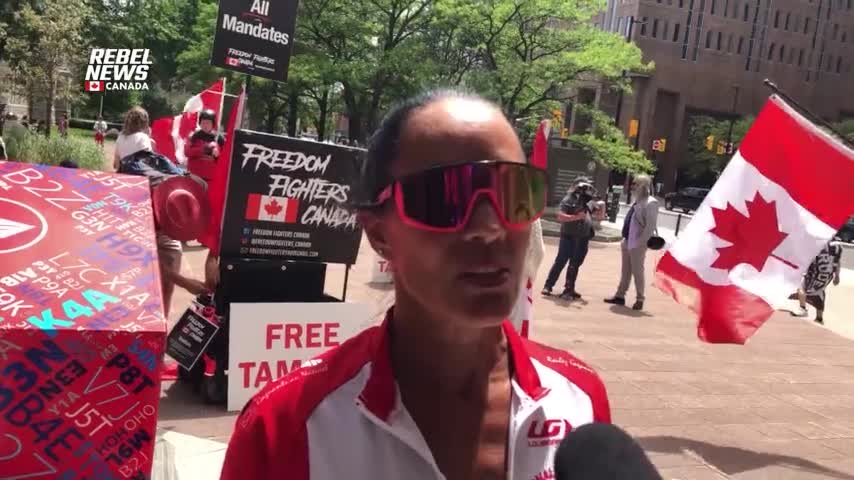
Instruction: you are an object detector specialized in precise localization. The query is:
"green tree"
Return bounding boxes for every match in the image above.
[832,119,854,143]
[569,106,654,173]
[432,0,646,120]
[684,115,754,179]
[297,0,433,141]
[5,0,91,136]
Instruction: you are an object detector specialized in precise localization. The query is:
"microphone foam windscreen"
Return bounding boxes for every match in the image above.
[554,422,662,480]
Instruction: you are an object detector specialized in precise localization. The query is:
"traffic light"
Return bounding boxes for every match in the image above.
[705,135,715,151]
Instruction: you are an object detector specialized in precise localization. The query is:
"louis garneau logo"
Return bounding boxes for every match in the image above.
[527,419,572,447]
[84,48,151,92]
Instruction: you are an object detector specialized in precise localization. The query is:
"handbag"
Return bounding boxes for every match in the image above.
[647,225,665,250]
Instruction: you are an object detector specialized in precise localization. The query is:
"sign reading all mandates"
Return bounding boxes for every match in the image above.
[210,0,299,81]
[220,130,364,264]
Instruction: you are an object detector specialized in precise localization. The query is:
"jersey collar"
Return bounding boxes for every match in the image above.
[357,307,548,422]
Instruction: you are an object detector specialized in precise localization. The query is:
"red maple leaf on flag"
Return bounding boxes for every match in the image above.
[708,192,798,271]
[264,199,283,216]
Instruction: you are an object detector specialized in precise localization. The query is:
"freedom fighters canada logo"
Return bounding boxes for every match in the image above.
[0,198,47,254]
[84,48,152,92]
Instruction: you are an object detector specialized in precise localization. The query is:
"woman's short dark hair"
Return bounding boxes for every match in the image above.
[356,88,495,207]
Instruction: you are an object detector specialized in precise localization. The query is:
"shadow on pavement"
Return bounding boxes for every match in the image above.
[158,381,233,422]
[608,305,654,318]
[640,435,854,479]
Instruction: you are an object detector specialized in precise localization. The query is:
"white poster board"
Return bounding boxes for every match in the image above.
[227,302,371,411]
[369,253,394,284]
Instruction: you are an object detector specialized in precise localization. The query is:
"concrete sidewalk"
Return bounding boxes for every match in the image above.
[157,237,854,479]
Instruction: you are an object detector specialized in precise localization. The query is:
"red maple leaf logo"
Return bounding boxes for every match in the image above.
[264,199,283,216]
[708,192,798,271]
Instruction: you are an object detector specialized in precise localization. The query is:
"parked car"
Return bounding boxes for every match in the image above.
[838,216,854,244]
[664,187,710,213]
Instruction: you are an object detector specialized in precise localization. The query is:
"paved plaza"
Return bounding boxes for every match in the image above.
[154,233,854,479]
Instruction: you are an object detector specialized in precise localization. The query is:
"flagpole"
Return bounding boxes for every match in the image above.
[219,77,227,128]
[763,79,854,149]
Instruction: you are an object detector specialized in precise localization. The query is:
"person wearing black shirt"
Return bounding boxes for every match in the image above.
[542,178,599,300]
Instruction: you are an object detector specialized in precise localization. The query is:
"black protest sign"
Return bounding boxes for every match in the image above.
[166,305,220,370]
[210,0,299,81]
[220,130,363,264]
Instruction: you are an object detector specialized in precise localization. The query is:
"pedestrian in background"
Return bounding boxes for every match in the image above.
[792,237,842,324]
[541,178,598,300]
[93,115,108,148]
[605,174,659,311]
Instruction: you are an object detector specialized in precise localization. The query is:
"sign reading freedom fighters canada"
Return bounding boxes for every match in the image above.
[210,0,299,81]
[0,161,166,480]
[220,130,364,264]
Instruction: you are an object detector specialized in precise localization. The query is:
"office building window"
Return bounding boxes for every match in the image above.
[774,10,780,28]
[767,43,775,60]
[724,0,729,16]
[706,30,713,48]
[652,19,659,38]
[833,23,839,39]
[787,47,794,64]
[779,45,785,62]
[784,13,790,30]
[827,55,833,71]
[804,17,810,34]
[662,21,669,40]
[837,57,843,73]
[843,31,847,43]
[679,0,684,6]
[717,31,723,50]
[711,0,717,14]
[618,17,624,34]
[732,0,738,17]
[743,4,750,21]
[798,49,804,66]
[673,23,681,41]
[848,0,852,9]
[727,33,734,52]
[794,14,800,32]
[640,17,647,35]
[737,36,744,54]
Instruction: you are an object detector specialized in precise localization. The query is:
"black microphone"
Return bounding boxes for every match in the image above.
[554,422,663,480]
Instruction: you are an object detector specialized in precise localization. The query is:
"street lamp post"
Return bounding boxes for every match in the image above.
[614,16,645,205]
[725,85,740,151]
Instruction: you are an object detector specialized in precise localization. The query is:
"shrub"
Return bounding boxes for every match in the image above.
[3,133,104,170]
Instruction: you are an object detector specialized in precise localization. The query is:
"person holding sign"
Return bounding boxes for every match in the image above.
[220,90,610,480]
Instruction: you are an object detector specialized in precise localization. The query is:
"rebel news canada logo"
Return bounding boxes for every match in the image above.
[84,48,152,92]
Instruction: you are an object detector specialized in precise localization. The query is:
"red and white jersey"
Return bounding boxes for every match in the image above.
[220,310,610,480]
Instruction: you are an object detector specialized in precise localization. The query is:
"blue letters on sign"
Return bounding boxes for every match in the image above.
[26,289,120,336]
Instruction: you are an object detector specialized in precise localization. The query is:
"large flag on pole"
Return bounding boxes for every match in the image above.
[198,84,246,255]
[655,95,854,344]
[151,78,226,164]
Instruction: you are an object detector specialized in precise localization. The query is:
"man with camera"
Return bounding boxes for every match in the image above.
[542,177,601,300]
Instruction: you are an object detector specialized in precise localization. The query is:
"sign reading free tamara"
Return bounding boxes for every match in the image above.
[227,302,371,411]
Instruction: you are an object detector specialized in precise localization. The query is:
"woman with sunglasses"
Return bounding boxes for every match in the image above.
[220,90,610,480]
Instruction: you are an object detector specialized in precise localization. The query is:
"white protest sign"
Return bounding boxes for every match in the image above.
[369,253,394,284]
[227,302,371,411]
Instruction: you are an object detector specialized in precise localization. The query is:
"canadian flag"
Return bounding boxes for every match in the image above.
[655,96,854,344]
[244,194,300,223]
[197,84,246,256]
[150,78,225,164]
[84,81,103,92]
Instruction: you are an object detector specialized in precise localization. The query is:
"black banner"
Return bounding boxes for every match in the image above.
[220,130,363,264]
[210,0,299,81]
[166,305,220,370]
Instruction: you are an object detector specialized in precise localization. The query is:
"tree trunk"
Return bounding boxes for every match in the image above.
[315,89,329,141]
[286,91,299,137]
[265,82,279,133]
[44,76,54,137]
